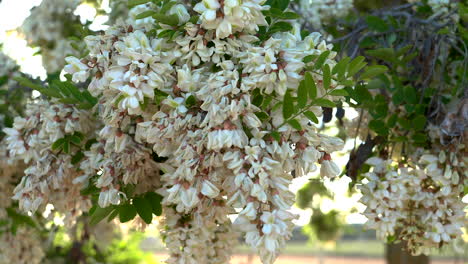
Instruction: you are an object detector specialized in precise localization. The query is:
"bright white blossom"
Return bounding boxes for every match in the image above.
[359,128,466,255]
[5,101,95,219]
[58,6,346,261]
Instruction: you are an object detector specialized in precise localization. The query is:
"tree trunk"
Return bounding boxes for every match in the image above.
[385,242,430,264]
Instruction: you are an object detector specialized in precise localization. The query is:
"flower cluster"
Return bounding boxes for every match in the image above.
[59,0,346,262]
[4,101,95,219]
[299,0,353,29]
[127,2,158,31]
[359,131,466,255]
[194,0,268,39]
[20,0,81,73]
[0,137,45,264]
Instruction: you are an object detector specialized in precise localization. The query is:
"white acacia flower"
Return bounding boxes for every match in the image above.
[98,188,121,208]
[201,180,220,198]
[64,56,89,82]
[180,187,200,210]
[163,97,188,114]
[169,4,190,24]
[118,85,141,110]
[320,160,340,178]
[194,0,220,22]
[239,202,257,220]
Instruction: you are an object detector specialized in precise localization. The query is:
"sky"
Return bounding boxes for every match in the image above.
[0,0,368,226]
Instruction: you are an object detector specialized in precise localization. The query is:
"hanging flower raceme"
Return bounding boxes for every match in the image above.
[4,101,97,219]
[359,125,466,255]
[58,0,350,262]
[0,149,45,264]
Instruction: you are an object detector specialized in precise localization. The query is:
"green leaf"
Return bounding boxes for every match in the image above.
[144,192,163,216]
[128,0,150,8]
[279,11,300,19]
[287,119,302,130]
[63,140,70,154]
[71,151,84,165]
[387,234,397,243]
[254,111,270,121]
[314,51,330,70]
[304,110,319,123]
[70,135,82,145]
[119,204,137,223]
[80,183,99,196]
[269,131,281,142]
[282,90,295,119]
[360,65,388,80]
[160,1,178,13]
[268,21,293,34]
[13,77,45,92]
[265,0,290,11]
[136,10,156,19]
[412,133,428,144]
[398,118,411,130]
[90,206,114,225]
[314,98,335,108]
[365,15,389,32]
[323,64,331,89]
[133,196,153,224]
[185,95,197,107]
[329,89,349,96]
[261,95,273,110]
[265,8,299,19]
[189,15,199,24]
[305,72,317,99]
[52,138,66,150]
[153,13,179,27]
[6,208,37,229]
[140,96,150,111]
[297,81,308,108]
[73,132,85,141]
[412,115,426,131]
[387,114,398,128]
[347,56,367,77]
[404,86,418,104]
[107,208,119,222]
[59,98,79,104]
[252,93,264,107]
[85,138,97,150]
[303,55,317,63]
[396,45,413,57]
[62,81,85,101]
[366,78,386,90]
[365,48,395,62]
[0,76,8,87]
[369,120,388,135]
[333,56,350,81]
[392,88,405,105]
[158,29,175,38]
